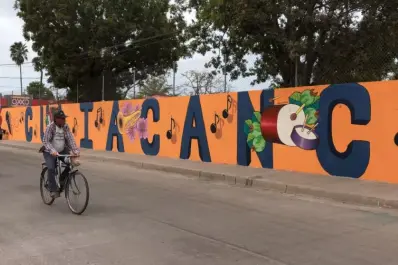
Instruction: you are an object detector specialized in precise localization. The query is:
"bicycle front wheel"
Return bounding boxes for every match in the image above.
[65,171,89,215]
[40,167,55,205]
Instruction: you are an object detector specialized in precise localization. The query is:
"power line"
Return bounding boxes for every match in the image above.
[0,85,23,88]
[0,31,180,67]
[67,31,179,59]
[0,62,33,66]
[0,76,40,80]
[96,35,179,59]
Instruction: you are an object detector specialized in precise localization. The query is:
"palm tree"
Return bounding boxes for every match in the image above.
[10,42,28,95]
[32,56,45,100]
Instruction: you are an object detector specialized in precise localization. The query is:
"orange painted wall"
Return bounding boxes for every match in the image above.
[1,81,396,183]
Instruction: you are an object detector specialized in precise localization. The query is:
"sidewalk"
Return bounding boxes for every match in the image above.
[2,140,398,209]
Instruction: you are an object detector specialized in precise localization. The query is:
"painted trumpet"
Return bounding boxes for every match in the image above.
[117,110,141,134]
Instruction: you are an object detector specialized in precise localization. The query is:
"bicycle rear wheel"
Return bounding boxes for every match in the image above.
[65,171,89,215]
[40,167,55,205]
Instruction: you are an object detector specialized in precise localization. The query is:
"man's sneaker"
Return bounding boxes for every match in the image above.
[50,191,60,198]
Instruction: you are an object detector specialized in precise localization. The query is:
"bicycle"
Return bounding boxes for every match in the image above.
[40,154,90,215]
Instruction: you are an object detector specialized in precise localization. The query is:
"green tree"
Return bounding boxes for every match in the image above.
[14,0,188,102]
[9,42,28,95]
[187,0,398,87]
[137,75,173,98]
[26,81,54,100]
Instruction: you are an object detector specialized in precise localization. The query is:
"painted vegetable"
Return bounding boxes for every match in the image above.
[244,111,266,152]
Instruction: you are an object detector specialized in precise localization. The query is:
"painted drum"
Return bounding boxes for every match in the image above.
[291,125,319,150]
[261,104,306,146]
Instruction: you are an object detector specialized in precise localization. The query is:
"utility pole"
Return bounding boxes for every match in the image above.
[224,53,227,93]
[101,48,106,101]
[76,80,79,103]
[173,61,176,96]
[295,55,298,87]
[20,65,23,95]
[38,83,41,106]
[102,73,105,101]
[133,69,136,99]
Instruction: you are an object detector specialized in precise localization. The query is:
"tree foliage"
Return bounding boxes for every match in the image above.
[137,75,173,98]
[14,0,188,101]
[9,42,28,66]
[187,0,398,87]
[32,56,45,84]
[181,70,229,95]
[26,81,54,100]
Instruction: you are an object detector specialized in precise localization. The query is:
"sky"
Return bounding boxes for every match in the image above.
[0,1,268,98]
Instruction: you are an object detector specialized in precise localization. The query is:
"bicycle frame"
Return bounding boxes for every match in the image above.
[42,154,79,190]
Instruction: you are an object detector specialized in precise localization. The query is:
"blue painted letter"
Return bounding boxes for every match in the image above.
[237,90,274,168]
[316,83,371,178]
[80,102,93,149]
[180,96,211,162]
[25,107,33,142]
[140,98,160,156]
[106,101,125,152]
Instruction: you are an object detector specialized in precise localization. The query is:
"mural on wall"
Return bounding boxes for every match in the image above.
[2,81,394,183]
[166,116,176,140]
[165,115,181,144]
[72,118,78,136]
[287,89,320,150]
[208,95,235,139]
[33,124,37,138]
[245,89,320,152]
[0,107,3,138]
[44,105,59,126]
[5,111,12,135]
[44,107,51,126]
[94,107,105,130]
[117,102,148,142]
[244,112,266,152]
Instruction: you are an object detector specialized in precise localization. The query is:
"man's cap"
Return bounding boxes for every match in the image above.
[53,110,67,118]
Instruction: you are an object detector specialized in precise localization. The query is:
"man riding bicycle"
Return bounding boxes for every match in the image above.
[41,110,80,198]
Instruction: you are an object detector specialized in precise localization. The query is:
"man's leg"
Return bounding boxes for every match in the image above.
[43,152,59,197]
[58,149,70,185]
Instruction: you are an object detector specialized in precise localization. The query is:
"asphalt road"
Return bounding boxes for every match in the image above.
[1,146,398,265]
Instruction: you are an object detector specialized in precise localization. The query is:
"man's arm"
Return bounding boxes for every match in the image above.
[64,124,80,154]
[43,123,57,154]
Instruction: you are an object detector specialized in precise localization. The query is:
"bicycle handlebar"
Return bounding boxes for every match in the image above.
[43,151,79,158]
[57,154,79,158]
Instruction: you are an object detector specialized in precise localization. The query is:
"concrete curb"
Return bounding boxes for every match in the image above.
[2,142,398,210]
